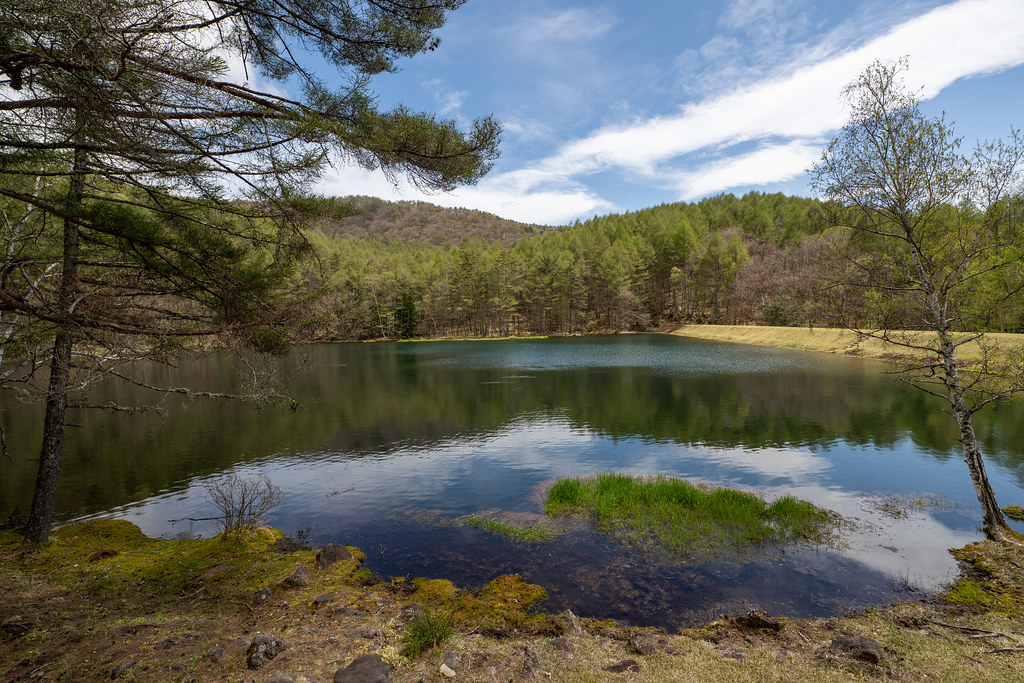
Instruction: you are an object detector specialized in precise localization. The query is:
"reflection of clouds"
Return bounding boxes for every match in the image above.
[759,483,971,590]
[697,444,831,480]
[79,414,970,594]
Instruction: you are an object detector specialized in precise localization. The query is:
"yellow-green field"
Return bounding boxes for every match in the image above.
[671,324,1024,369]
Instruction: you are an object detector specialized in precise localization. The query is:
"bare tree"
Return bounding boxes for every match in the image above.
[205,472,282,534]
[810,59,1024,541]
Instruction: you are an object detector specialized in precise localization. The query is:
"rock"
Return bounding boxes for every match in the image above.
[154,637,183,650]
[312,594,334,607]
[333,653,393,683]
[735,612,783,633]
[316,544,353,569]
[550,637,572,654]
[627,634,656,656]
[205,647,226,662]
[254,587,274,606]
[602,659,640,673]
[334,607,368,618]
[829,635,884,664]
[439,663,456,678]
[562,609,583,635]
[283,567,313,588]
[345,627,382,639]
[400,603,425,622]
[442,651,461,670]
[110,660,136,679]
[265,674,296,683]
[521,647,539,680]
[248,634,289,669]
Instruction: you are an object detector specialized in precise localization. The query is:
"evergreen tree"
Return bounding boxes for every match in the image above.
[0,0,500,543]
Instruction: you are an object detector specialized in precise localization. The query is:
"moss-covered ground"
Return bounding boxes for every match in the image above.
[3,519,1024,681]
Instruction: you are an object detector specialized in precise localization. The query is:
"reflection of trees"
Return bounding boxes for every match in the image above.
[3,338,1023,522]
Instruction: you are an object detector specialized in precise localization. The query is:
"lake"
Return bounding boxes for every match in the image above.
[3,334,1023,629]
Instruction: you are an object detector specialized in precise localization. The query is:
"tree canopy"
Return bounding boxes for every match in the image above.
[0,0,500,543]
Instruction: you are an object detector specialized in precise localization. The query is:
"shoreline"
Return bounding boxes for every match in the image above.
[3,517,1023,681]
[670,323,1024,367]
[6,330,1024,680]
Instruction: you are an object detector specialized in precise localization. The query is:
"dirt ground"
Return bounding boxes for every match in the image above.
[2,519,1024,682]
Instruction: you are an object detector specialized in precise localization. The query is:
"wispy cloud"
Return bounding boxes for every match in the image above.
[422,79,467,116]
[506,0,1024,206]
[508,6,618,55]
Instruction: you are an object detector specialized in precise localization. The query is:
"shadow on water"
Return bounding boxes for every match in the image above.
[3,335,1024,627]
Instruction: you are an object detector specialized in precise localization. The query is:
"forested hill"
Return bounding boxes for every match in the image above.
[302,195,554,247]
[300,190,1023,341]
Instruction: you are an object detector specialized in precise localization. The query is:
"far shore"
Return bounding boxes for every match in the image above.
[670,324,1024,366]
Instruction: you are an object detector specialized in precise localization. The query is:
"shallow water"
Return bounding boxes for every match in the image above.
[3,335,1023,629]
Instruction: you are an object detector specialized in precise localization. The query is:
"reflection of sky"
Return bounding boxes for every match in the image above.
[89,412,1012,595]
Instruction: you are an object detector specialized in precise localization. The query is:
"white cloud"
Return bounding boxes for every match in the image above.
[501,117,556,144]
[319,0,1024,224]
[517,0,1024,206]
[670,140,825,199]
[316,163,612,226]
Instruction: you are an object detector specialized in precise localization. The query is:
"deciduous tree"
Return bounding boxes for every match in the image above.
[810,59,1024,540]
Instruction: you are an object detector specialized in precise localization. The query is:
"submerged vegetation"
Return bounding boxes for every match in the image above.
[544,474,837,556]
[458,515,558,543]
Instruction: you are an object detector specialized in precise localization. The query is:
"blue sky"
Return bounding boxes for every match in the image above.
[309,0,1024,226]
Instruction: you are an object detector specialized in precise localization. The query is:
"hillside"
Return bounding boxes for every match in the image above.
[304,195,555,247]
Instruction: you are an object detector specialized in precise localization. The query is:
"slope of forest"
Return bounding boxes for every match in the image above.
[298,191,1024,342]
[302,195,554,247]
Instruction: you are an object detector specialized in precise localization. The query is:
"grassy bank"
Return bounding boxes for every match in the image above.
[671,324,1024,368]
[544,474,836,557]
[3,519,1024,681]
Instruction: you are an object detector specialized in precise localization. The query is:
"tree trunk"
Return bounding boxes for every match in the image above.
[23,146,85,545]
[23,331,73,544]
[939,335,1014,540]
[948,386,1012,539]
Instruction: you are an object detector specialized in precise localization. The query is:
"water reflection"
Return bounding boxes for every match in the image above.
[2,335,1023,628]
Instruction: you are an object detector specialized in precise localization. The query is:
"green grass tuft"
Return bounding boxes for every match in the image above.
[544,473,837,557]
[401,610,454,658]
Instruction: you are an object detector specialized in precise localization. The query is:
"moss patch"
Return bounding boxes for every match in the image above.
[1002,505,1024,522]
[409,573,552,637]
[947,541,1024,616]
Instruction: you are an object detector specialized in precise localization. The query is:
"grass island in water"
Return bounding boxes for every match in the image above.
[544,473,838,557]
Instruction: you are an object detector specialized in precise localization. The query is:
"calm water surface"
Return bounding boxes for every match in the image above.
[3,335,1024,629]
